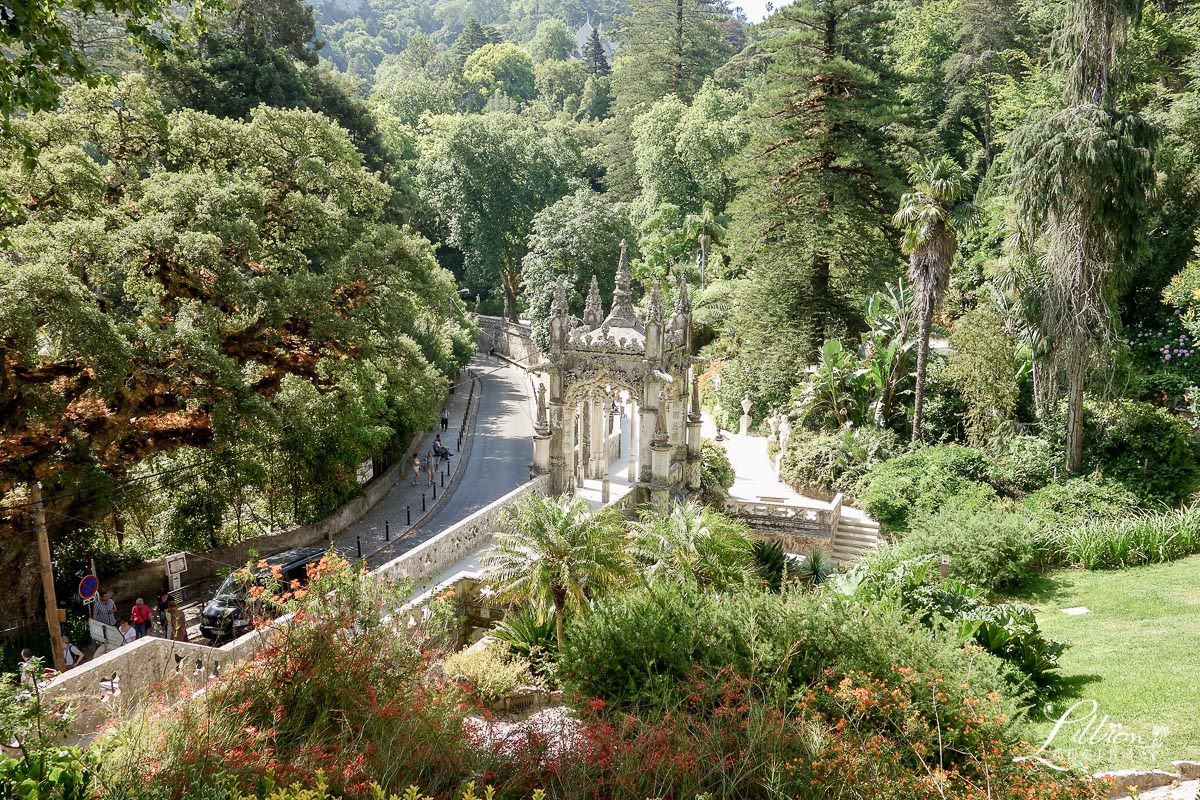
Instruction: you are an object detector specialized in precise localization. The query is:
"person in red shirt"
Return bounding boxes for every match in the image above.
[130,597,154,639]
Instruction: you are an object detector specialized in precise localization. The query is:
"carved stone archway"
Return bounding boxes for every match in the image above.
[531,242,701,508]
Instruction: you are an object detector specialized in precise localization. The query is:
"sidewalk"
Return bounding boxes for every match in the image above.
[335,368,480,561]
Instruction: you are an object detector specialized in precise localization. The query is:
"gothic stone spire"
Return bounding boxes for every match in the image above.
[645,279,664,325]
[550,276,568,317]
[673,273,691,317]
[602,239,640,329]
[584,273,603,328]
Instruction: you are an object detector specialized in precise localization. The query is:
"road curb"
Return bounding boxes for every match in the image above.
[362,371,481,562]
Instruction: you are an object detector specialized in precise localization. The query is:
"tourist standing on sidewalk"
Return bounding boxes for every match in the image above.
[62,638,86,670]
[92,591,117,627]
[130,597,153,638]
[155,591,171,635]
[440,408,450,431]
[166,600,188,642]
[411,453,422,486]
[424,450,435,486]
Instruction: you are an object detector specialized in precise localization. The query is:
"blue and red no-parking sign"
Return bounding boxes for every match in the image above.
[78,574,99,600]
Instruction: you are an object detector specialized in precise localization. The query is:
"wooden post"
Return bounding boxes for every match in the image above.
[32,482,66,672]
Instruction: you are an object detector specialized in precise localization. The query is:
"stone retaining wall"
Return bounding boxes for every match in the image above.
[476,315,541,368]
[375,476,551,593]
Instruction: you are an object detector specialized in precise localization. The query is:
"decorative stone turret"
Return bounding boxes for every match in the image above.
[531,240,695,502]
[583,274,603,329]
[686,372,703,491]
[603,240,639,329]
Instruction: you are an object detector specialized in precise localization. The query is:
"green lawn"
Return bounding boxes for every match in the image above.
[1015,556,1200,772]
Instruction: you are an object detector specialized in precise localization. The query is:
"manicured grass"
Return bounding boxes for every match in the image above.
[1015,556,1200,771]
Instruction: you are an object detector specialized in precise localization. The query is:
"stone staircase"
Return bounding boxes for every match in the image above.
[829,495,884,564]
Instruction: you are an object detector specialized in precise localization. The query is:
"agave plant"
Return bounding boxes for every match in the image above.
[793,548,835,589]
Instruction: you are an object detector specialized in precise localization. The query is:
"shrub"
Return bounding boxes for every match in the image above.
[1022,477,1142,527]
[986,434,1059,495]
[893,509,1037,592]
[1081,399,1200,504]
[855,445,998,532]
[95,553,475,800]
[837,557,1068,694]
[560,582,1017,717]
[443,642,543,704]
[1036,507,1200,569]
[699,437,735,502]
[779,427,900,499]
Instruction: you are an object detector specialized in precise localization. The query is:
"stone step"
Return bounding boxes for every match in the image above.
[836,521,881,533]
[834,531,881,545]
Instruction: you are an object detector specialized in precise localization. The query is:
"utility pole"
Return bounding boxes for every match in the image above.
[31,481,66,672]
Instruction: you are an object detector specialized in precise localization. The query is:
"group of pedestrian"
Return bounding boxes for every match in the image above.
[92,589,188,646]
[410,426,455,487]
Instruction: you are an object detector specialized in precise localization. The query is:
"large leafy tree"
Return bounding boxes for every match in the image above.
[1007,0,1154,472]
[0,78,470,624]
[727,0,904,412]
[416,112,581,317]
[893,155,976,442]
[521,188,637,348]
[483,494,631,649]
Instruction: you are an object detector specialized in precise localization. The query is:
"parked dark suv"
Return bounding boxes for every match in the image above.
[199,546,326,644]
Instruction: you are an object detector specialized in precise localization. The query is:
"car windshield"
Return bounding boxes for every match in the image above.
[214,572,247,601]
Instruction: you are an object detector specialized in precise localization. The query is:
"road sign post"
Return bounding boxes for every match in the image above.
[166,552,188,593]
[78,574,99,601]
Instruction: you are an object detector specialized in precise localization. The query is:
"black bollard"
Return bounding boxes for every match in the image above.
[441,471,445,488]
[385,520,390,541]
[422,494,426,512]
[433,481,437,499]
[356,535,362,559]
[406,506,411,525]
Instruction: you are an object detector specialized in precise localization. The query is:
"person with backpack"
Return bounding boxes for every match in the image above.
[62,638,86,670]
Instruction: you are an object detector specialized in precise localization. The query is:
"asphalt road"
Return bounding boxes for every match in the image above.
[366,355,534,568]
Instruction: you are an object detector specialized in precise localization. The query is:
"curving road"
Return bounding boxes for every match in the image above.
[365,354,534,568]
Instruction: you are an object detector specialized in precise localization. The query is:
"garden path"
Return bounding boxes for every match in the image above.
[701,413,833,510]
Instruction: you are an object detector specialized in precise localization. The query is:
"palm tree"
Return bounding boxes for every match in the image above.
[630,501,756,591]
[893,156,977,443]
[483,494,630,650]
[683,202,728,289]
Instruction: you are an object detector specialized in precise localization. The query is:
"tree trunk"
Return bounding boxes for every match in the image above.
[912,302,933,443]
[808,251,831,359]
[1065,357,1086,473]
[553,585,567,651]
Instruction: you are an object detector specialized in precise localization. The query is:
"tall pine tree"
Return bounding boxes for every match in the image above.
[582,27,611,76]
[726,0,904,411]
[612,0,733,109]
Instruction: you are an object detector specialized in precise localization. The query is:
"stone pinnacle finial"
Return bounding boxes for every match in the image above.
[550,276,568,317]
[602,239,640,329]
[645,279,664,324]
[584,274,603,328]
[674,273,691,316]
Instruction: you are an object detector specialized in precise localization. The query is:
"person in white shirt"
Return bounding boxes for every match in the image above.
[119,619,137,645]
[62,639,86,669]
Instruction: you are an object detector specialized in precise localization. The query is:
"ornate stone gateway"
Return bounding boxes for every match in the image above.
[531,243,701,507]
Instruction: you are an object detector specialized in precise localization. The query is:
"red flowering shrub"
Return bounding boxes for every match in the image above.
[95,553,476,800]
